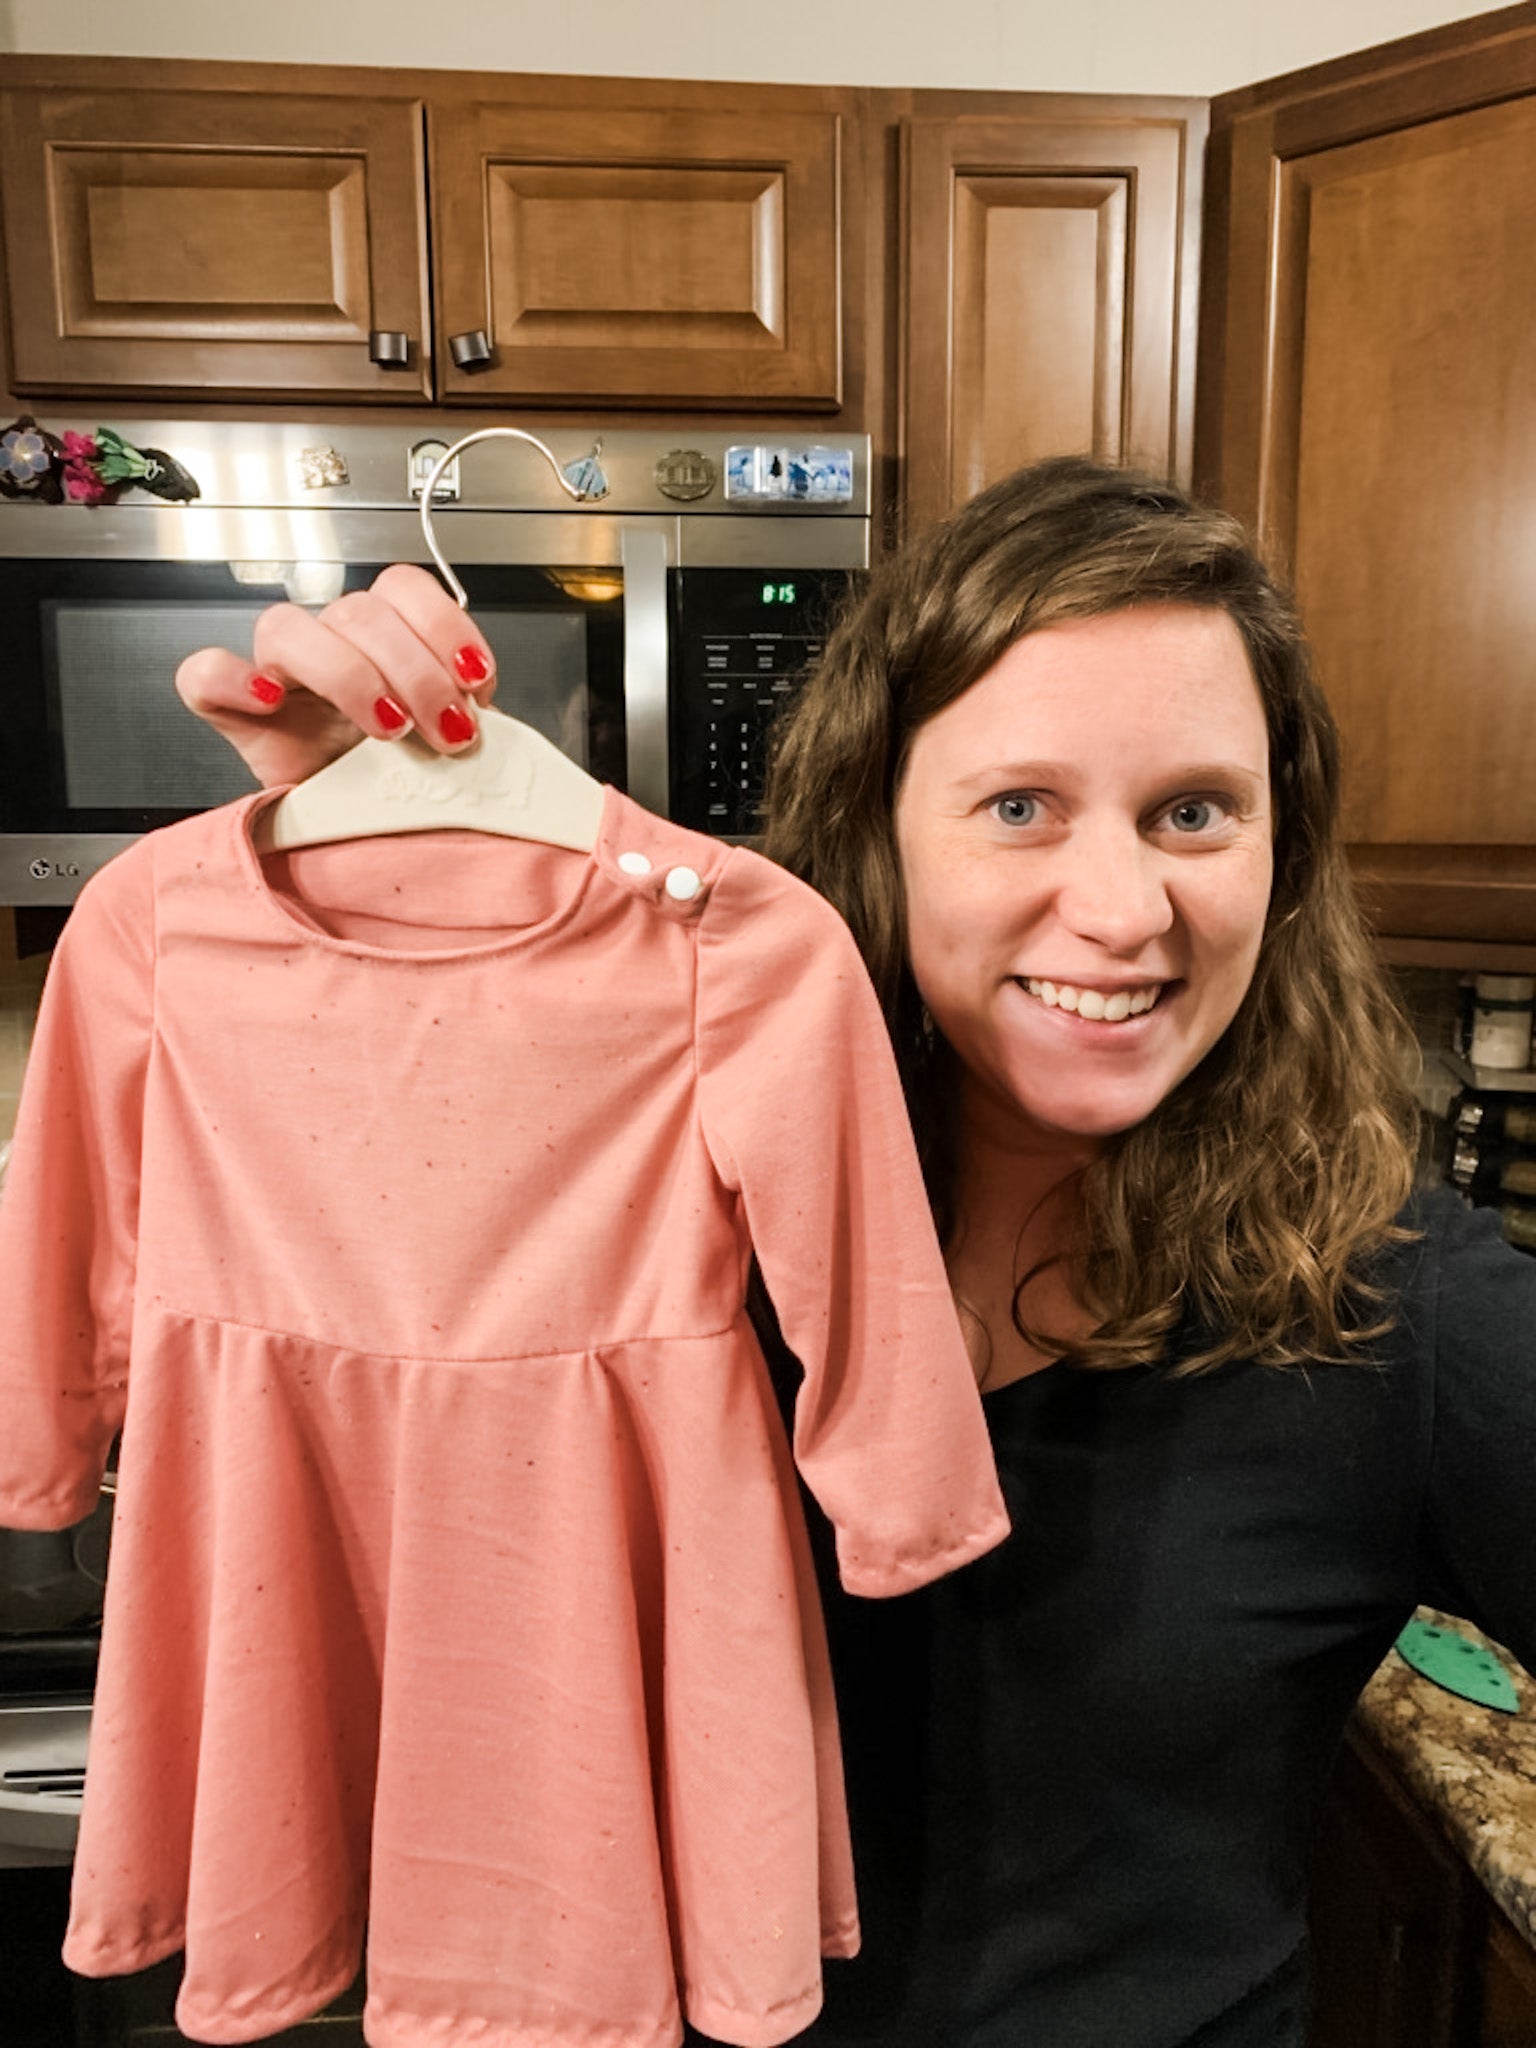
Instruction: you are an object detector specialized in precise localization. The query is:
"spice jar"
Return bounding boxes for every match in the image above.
[1453,1093,1536,1145]
[1470,974,1535,1071]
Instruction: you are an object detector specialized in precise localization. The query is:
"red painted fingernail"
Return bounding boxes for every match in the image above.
[439,704,477,746]
[249,674,285,706]
[453,645,490,684]
[374,694,410,734]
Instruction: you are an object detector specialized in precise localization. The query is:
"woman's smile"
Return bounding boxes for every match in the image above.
[999,972,1181,1064]
[1017,976,1168,1021]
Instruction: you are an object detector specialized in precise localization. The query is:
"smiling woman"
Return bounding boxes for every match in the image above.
[763,458,1419,1382]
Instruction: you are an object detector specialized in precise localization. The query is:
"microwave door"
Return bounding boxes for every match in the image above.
[619,526,670,819]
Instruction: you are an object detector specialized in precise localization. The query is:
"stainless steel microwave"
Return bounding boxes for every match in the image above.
[0,420,871,905]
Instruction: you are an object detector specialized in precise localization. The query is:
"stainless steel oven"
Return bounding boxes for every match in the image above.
[0,420,870,904]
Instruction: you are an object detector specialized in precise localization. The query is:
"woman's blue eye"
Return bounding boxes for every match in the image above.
[1167,799,1218,833]
[992,794,1037,828]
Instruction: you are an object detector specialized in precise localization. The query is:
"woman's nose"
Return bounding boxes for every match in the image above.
[1054,828,1175,953]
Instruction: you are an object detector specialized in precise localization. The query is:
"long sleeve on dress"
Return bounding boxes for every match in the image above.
[0,850,153,1527]
[694,849,1008,1598]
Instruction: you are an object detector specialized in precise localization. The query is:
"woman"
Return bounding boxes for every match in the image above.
[178,459,1536,2048]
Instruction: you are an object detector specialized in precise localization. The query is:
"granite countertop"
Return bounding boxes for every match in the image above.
[1354,1607,1535,1945]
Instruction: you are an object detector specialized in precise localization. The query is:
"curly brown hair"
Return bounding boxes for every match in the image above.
[762,457,1419,1373]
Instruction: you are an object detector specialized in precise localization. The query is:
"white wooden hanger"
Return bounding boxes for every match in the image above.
[257,428,611,855]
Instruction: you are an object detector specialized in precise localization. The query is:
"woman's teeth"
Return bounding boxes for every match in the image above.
[1022,979,1162,1022]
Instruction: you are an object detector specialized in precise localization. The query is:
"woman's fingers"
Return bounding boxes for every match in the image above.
[257,568,498,754]
[174,647,363,791]
[175,563,502,789]
[251,602,414,743]
[365,564,500,727]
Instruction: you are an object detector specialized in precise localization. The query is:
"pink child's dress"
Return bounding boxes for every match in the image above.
[0,786,1007,2048]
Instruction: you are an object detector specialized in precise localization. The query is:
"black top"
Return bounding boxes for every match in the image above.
[691,1190,1536,2048]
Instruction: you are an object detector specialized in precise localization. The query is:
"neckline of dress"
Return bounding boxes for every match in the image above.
[231,784,617,965]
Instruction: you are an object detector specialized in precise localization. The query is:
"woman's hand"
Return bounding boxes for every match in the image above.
[174,564,497,789]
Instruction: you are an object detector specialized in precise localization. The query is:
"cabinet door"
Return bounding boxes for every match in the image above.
[1477,1907,1536,2048]
[1201,23,1536,945]
[1307,1730,1475,2048]
[901,108,1204,532]
[0,86,431,401]
[429,100,841,408]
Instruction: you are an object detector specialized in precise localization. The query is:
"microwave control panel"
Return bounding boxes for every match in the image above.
[669,568,857,838]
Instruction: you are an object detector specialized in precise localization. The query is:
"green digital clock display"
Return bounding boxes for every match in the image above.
[761,582,797,606]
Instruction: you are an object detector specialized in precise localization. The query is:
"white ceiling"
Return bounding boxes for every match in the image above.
[0,0,1507,97]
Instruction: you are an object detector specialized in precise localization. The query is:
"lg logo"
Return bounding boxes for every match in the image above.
[28,858,81,881]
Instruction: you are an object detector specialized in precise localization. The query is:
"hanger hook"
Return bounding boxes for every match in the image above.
[418,427,610,609]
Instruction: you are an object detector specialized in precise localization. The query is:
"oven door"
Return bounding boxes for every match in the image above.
[0,536,647,905]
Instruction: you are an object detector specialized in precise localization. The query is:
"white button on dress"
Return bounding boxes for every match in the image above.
[617,852,653,876]
[664,866,703,902]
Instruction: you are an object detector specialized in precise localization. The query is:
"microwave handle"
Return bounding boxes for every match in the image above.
[620,527,671,817]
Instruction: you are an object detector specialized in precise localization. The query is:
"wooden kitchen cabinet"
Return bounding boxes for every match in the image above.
[0,54,1205,470]
[0,58,849,416]
[1199,12,1536,948]
[0,78,433,401]
[899,99,1206,531]
[1308,1730,1477,2048]
[430,94,843,409]
[1479,1911,1536,2048]
[1308,1726,1536,2048]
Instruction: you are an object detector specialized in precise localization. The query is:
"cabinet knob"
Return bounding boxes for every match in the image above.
[449,328,494,371]
[368,331,411,368]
